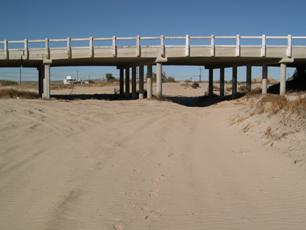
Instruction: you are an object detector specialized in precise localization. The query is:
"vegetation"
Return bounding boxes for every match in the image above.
[0,88,38,99]
[105,73,116,82]
[0,80,18,86]
[250,95,306,115]
[164,76,176,83]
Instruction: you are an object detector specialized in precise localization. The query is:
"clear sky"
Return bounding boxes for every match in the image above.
[1,0,306,81]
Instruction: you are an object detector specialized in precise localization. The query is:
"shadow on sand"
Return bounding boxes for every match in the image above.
[52,92,246,108]
[163,93,245,107]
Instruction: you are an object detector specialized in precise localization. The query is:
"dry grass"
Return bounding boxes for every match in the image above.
[0,88,38,99]
[250,95,306,115]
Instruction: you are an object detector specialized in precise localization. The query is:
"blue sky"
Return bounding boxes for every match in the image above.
[1,0,305,81]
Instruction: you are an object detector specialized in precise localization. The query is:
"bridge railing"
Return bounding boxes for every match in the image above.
[1,35,306,59]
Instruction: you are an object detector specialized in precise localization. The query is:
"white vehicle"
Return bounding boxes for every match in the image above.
[63,76,77,85]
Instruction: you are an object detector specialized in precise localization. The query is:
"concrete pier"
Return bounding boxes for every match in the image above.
[246,65,252,92]
[125,67,130,98]
[220,68,225,98]
[146,65,153,99]
[262,65,268,95]
[131,66,137,99]
[280,63,287,95]
[38,66,44,97]
[208,68,213,96]
[119,67,124,95]
[139,65,144,99]
[42,64,50,99]
[232,66,237,98]
[156,63,162,99]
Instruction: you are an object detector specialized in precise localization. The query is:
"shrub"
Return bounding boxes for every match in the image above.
[0,88,38,99]
[0,80,18,86]
[106,73,116,82]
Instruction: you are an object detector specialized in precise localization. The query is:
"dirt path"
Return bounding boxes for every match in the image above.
[0,99,306,230]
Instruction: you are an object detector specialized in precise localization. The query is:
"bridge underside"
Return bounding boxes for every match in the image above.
[0,57,306,68]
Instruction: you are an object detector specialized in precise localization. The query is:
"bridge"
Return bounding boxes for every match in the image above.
[1,34,306,99]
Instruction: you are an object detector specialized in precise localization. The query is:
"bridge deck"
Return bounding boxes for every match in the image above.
[0,35,306,67]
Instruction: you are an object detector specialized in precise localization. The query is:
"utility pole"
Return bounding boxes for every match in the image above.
[199,67,202,83]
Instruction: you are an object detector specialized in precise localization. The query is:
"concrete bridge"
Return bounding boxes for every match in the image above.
[1,34,306,99]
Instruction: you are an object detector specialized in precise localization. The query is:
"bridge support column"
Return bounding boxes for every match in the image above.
[156,62,163,99]
[131,66,137,99]
[220,68,225,98]
[119,67,124,95]
[262,65,268,95]
[147,65,153,99]
[42,63,51,99]
[38,66,44,97]
[232,66,237,98]
[208,68,213,96]
[139,65,144,99]
[125,67,130,98]
[246,65,252,93]
[280,63,287,95]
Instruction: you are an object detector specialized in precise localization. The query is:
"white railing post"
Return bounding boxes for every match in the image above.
[160,35,165,57]
[45,38,50,59]
[67,37,71,59]
[185,34,190,57]
[287,34,292,57]
[261,34,266,57]
[235,34,240,57]
[210,34,215,56]
[89,36,94,58]
[24,38,29,59]
[136,35,141,57]
[4,39,8,59]
[112,36,117,57]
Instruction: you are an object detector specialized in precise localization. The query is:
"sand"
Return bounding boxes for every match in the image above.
[0,83,306,230]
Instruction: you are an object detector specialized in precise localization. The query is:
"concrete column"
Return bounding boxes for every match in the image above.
[262,65,268,95]
[139,65,144,99]
[220,67,225,98]
[38,66,44,97]
[131,66,137,99]
[119,68,124,95]
[42,64,50,99]
[156,62,162,99]
[280,63,287,95]
[147,65,153,99]
[208,68,213,96]
[232,66,237,98]
[125,67,130,98]
[246,65,252,92]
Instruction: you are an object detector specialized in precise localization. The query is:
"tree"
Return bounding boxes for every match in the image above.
[105,73,116,82]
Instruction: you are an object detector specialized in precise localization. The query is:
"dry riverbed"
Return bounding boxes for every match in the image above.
[0,83,306,230]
